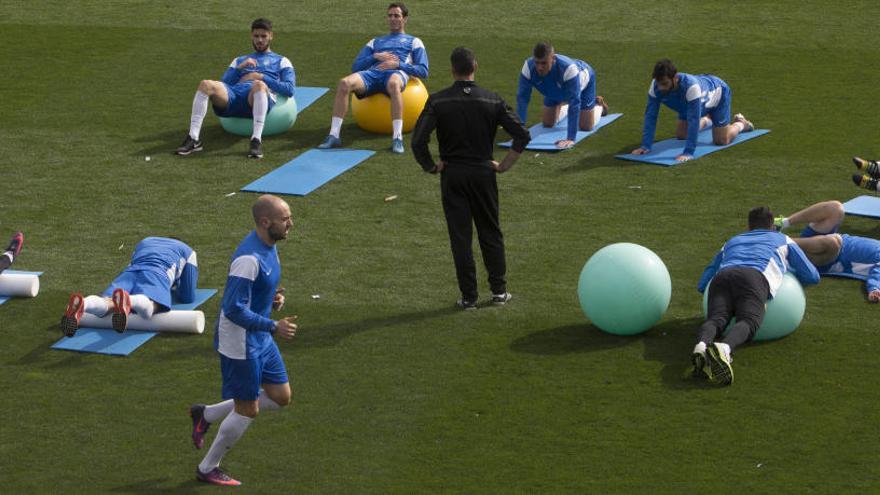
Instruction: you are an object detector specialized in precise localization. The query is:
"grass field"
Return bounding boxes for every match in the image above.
[1,1,879,493]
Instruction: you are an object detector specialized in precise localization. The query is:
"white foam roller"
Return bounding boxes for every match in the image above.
[80,310,205,334]
[0,273,40,297]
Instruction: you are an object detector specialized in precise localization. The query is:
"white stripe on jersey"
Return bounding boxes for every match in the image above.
[366,38,375,48]
[764,243,789,296]
[685,84,701,102]
[188,250,198,267]
[167,264,176,284]
[578,69,590,90]
[412,37,425,50]
[229,58,239,68]
[218,310,247,359]
[229,255,259,281]
[562,64,579,82]
[521,60,531,80]
[648,79,656,98]
[851,262,875,277]
[704,87,722,109]
[280,57,293,70]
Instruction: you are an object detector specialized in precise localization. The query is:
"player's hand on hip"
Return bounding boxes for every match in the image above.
[869,289,880,303]
[275,315,298,339]
[432,161,446,174]
[273,288,286,311]
[631,147,649,155]
[675,154,693,162]
[237,58,258,70]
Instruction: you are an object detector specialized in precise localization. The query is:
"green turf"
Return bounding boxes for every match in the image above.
[1,1,879,492]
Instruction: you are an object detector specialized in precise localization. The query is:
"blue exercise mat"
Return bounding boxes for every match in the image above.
[498,113,622,151]
[0,270,43,305]
[843,195,880,218]
[294,87,329,112]
[614,128,771,166]
[51,288,217,356]
[241,148,375,196]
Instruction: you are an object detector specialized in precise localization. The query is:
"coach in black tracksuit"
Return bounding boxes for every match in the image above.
[411,47,531,309]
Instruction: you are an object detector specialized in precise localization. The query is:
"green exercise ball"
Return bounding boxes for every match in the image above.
[219,95,298,137]
[701,271,805,341]
[577,243,672,336]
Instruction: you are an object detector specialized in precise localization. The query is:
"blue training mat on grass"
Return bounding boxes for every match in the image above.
[614,128,771,166]
[498,113,622,151]
[843,195,880,218]
[294,87,329,112]
[241,148,375,196]
[0,270,43,305]
[50,288,217,356]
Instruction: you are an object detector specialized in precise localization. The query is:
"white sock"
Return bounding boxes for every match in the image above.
[692,341,706,356]
[557,104,569,124]
[189,91,210,141]
[732,121,745,133]
[204,399,235,423]
[83,295,110,317]
[781,218,791,229]
[129,294,154,319]
[1,252,12,263]
[258,391,281,412]
[716,342,732,361]
[251,91,268,140]
[391,119,403,140]
[591,105,603,124]
[329,117,343,138]
[198,411,253,473]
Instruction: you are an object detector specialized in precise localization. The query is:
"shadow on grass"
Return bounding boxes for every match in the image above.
[556,147,646,174]
[295,306,459,348]
[110,477,201,494]
[132,124,241,158]
[639,316,709,390]
[508,322,632,355]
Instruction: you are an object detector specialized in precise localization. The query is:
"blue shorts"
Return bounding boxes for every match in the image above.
[706,85,732,127]
[356,69,409,98]
[220,341,289,401]
[543,67,597,110]
[800,224,840,238]
[213,82,277,118]
[102,269,172,311]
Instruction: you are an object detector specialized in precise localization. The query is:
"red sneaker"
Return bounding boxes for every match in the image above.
[111,288,131,333]
[5,232,23,258]
[196,467,242,486]
[189,404,211,450]
[61,293,85,337]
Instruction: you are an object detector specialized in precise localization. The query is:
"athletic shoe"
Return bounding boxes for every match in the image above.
[189,404,211,450]
[853,157,880,179]
[61,292,85,337]
[391,138,405,154]
[689,349,712,380]
[196,467,241,487]
[706,342,734,386]
[317,135,342,149]
[175,135,203,156]
[4,231,23,259]
[247,138,263,159]
[853,174,879,192]
[733,113,755,132]
[773,216,787,232]
[595,95,609,117]
[456,298,478,310]
[490,292,512,306]
[111,288,131,333]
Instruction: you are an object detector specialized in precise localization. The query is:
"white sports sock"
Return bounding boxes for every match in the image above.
[692,341,707,356]
[732,121,745,133]
[189,91,210,141]
[204,399,235,423]
[716,342,732,361]
[83,295,110,317]
[781,218,792,229]
[258,391,281,412]
[199,411,253,472]
[251,91,268,140]
[129,294,154,319]
[329,117,343,138]
[1,252,12,263]
[391,119,403,140]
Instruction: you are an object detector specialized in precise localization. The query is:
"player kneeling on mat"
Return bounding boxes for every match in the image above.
[61,237,198,337]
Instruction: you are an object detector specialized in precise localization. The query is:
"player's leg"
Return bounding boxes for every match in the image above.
[541,104,564,127]
[441,169,478,308]
[387,72,406,153]
[0,231,23,274]
[712,88,753,146]
[470,172,508,304]
[711,270,771,386]
[853,156,880,178]
[578,72,602,132]
[777,200,844,233]
[177,80,229,155]
[259,341,291,408]
[793,234,842,268]
[246,80,271,159]
[319,73,368,149]
[694,272,734,378]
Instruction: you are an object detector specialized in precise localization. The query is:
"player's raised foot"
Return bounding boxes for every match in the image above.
[111,288,131,333]
[853,157,880,179]
[391,138,405,154]
[706,342,734,386]
[733,113,755,132]
[60,292,85,337]
[456,298,477,311]
[4,231,23,259]
[596,95,609,117]
[853,174,879,192]
[689,342,712,380]
[189,404,211,449]
[247,138,263,159]
[196,467,241,487]
[490,292,512,306]
[317,135,342,149]
[773,216,787,232]
[175,135,203,156]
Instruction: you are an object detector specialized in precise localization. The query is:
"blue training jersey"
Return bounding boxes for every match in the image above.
[221,50,296,98]
[819,234,880,294]
[351,33,429,79]
[517,54,593,141]
[698,230,820,297]
[640,73,728,156]
[124,237,198,304]
[215,231,281,360]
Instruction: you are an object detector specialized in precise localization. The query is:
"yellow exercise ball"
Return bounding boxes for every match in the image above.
[351,78,429,134]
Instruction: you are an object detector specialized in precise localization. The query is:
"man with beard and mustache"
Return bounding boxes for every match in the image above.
[176,18,296,159]
[189,194,298,487]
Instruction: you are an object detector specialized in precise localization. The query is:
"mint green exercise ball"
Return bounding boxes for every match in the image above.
[701,271,805,341]
[577,243,672,336]
[219,95,298,137]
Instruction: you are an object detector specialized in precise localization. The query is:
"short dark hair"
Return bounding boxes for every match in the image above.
[388,2,408,17]
[251,18,272,32]
[652,58,677,80]
[533,42,554,59]
[450,47,476,76]
[748,206,774,230]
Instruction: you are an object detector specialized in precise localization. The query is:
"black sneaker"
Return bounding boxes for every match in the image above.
[248,138,263,159]
[456,298,477,310]
[854,174,879,191]
[490,292,512,306]
[853,157,880,179]
[175,135,203,156]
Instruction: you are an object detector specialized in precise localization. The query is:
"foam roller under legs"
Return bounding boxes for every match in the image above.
[80,310,205,334]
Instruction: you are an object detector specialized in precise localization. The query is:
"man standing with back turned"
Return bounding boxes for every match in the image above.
[412,47,531,309]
